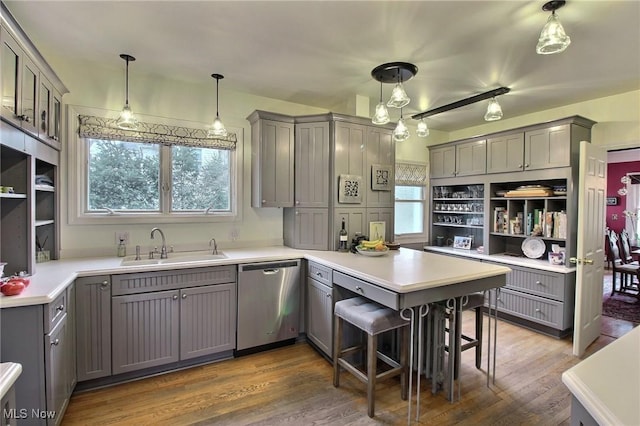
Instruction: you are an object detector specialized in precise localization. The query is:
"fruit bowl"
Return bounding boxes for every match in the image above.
[356,245,389,257]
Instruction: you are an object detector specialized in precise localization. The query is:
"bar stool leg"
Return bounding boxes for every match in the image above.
[333,315,343,388]
[366,333,377,418]
[475,307,483,369]
[400,325,408,400]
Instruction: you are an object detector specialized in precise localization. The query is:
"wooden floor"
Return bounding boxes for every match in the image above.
[62,310,635,426]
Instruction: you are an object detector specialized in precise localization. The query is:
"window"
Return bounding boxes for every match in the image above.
[70,110,242,224]
[394,162,427,241]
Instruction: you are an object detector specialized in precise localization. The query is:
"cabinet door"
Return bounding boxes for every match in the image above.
[366,126,394,207]
[524,125,570,170]
[66,283,77,392]
[45,314,69,425]
[429,145,456,178]
[1,27,21,127]
[180,283,237,360]
[112,290,180,374]
[286,207,329,250]
[20,55,39,137]
[38,74,51,140]
[253,119,294,207]
[334,121,366,204]
[333,207,366,250]
[50,90,62,147]
[455,140,486,176]
[295,122,330,207]
[486,133,524,173]
[75,276,111,381]
[306,278,333,357]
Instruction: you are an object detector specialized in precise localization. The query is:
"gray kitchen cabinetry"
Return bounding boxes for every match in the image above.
[0,287,75,425]
[37,73,62,150]
[365,126,394,208]
[283,207,329,250]
[486,132,525,173]
[306,262,333,358]
[333,207,366,248]
[75,276,111,382]
[248,110,295,208]
[111,266,237,375]
[333,120,367,206]
[430,139,486,178]
[294,121,330,207]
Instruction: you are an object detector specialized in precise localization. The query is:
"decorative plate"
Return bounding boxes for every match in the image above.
[521,237,546,259]
[356,246,389,257]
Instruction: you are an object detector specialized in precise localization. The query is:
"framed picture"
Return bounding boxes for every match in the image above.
[338,174,363,203]
[369,221,386,241]
[453,236,472,250]
[606,196,618,206]
[371,164,392,191]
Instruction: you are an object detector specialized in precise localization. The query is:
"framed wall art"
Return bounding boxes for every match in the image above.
[338,174,363,203]
[371,164,392,191]
[369,221,386,241]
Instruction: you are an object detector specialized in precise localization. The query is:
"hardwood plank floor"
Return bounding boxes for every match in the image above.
[62,311,633,426]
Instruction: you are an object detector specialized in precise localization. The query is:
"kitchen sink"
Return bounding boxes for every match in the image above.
[120,250,227,266]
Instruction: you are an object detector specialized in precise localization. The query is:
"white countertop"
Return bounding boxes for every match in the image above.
[0,246,510,308]
[562,326,640,426]
[0,362,22,399]
[424,246,576,274]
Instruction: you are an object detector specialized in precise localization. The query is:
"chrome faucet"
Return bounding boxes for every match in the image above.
[150,227,168,259]
[209,238,218,255]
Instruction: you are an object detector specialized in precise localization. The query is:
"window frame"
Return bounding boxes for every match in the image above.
[394,161,428,244]
[67,106,243,225]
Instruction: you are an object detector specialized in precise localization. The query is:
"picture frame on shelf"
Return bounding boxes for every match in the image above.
[369,221,386,241]
[453,236,472,250]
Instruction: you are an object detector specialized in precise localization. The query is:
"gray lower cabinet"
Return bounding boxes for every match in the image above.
[45,314,70,425]
[332,207,366,250]
[306,262,333,357]
[75,276,111,382]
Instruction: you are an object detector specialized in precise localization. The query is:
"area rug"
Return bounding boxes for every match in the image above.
[602,292,640,324]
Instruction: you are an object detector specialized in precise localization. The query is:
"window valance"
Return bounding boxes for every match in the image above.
[395,162,427,186]
[78,115,237,150]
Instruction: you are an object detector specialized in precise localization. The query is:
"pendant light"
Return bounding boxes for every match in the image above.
[393,109,410,142]
[208,73,228,138]
[416,118,430,137]
[116,54,138,130]
[536,0,571,55]
[484,97,503,121]
[387,76,410,109]
[372,81,390,125]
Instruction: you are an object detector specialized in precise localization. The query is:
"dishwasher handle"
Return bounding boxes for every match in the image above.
[263,269,279,275]
[240,260,300,272]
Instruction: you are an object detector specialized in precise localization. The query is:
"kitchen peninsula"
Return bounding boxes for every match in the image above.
[0,246,509,425]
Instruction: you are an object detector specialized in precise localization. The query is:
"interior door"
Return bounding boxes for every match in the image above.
[573,141,607,356]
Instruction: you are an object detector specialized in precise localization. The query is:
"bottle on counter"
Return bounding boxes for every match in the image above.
[338,217,348,252]
[117,238,126,257]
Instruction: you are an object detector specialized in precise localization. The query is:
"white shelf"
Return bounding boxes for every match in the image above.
[0,193,27,199]
[35,220,54,227]
[35,185,55,192]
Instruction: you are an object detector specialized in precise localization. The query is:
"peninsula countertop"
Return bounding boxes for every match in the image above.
[0,247,510,309]
[0,362,22,400]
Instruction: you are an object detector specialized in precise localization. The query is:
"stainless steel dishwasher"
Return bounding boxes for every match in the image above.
[237,260,301,350]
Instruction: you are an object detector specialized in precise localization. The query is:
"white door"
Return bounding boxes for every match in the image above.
[573,141,607,356]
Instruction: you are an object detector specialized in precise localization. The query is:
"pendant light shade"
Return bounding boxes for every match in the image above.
[208,73,228,138]
[536,1,571,55]
[484,97,503,121]
[416,119,430,138]
[387,82,410,109]
[372,82,390,125]
[116,54,138,130]
[393,110,410,142]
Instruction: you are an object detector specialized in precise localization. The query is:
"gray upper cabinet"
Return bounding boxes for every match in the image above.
[75,276,111,382]
[294,121,330,207]
[333,121,367,205]
[430,139,486,178]
[486,132,525,173]
[524,124,570,170]
[248,111,295,208]
[37,73,62,150]
[429,145,456,178]
[366,126,394,208]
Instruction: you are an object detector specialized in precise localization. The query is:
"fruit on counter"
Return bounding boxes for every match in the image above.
[1,279,26,296]
[7,276,29,287]
[360,238,384,248]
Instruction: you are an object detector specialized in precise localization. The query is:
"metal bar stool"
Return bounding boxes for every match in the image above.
[333,296,409,418]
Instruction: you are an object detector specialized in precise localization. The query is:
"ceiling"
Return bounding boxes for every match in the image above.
[4,0,640,132]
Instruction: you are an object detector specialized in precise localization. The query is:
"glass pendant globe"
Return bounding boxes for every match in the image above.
[393,117,410,142]
[116,104,138,129]
[536,12,571,55]
[387,83,410,109]
[372,102,390,125]
[484,98,503,121]
[416,119,430,137]
[208,115,228,138]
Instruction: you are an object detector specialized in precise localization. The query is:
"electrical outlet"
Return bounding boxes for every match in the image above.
[115,231,130,245]
[230,228,239,241]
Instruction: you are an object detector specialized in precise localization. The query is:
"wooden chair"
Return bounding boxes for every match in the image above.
[619,229,639,266]
[607,231,639,295]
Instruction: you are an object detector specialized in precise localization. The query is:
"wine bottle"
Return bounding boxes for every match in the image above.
[338,218,348,252]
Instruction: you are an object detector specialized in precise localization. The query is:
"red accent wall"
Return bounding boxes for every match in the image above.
[607,160,640,233]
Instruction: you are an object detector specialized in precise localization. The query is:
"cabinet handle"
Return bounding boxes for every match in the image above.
[262,200,266,204]
[326,293,331,298]
[172,295,178,300]
[316,271,322,277]
[100,281,109,289]
[51,339,60,346]
[518,164,523,169]
[524,163,529,168]
[182,293,187,299]
[57,305,64,312]
[355,286,363,292]
[535,308,541,313]
[535,280,542,285]
[295,200,300,205]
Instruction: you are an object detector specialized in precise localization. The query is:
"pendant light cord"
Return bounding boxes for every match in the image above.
[216,77,220,118]
[125,57,130,106]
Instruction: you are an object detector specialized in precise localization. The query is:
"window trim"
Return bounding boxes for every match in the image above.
[394,161,428,243]
[67,105,244,225]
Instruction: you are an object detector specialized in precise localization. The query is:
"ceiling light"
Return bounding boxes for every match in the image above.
[371,62,418,110]
[412,87,510,121]
[484,97,503,121]
[116,54,138,130]
[536,0,571,55]
[416,119,430,138]
[387,81,410,109]
[208,73,228,138]
[371,81,390,125]
[393,109,410,142]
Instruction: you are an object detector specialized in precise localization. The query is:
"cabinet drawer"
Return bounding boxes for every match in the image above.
[492,288,565,329]
[112,265,236,296]
[333,271,398,310]
[505,266,566,301]
[307,261,332,286]
[45,290,67,332]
